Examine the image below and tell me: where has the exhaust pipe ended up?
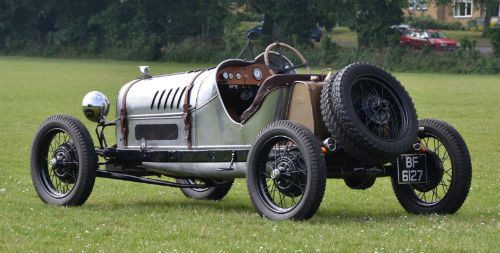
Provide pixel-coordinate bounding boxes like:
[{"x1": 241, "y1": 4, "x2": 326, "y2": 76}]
[
  {"x1": 322, "y1": 137, "x2": 337, "y2": 152},
  {"x1": 142, "y1": 162, "x2": 247, "y2": 179}
]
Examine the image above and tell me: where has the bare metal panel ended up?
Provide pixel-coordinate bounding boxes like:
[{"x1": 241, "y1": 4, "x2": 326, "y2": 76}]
[
  {"x1": 194, "y1": 94, "x2": 244, "y2": 147},
  {"x1": 288, "y1": 82, "x2": 315, "y2": 132},
  {"x1": 242, "y1": 88, "x2": 290, "y2": 144},
  {"x1": 115, "y1": 70, "x2": 216, "y2": 148}
]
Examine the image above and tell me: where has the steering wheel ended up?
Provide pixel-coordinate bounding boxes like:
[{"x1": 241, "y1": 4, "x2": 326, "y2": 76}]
[{"x1": 264, "y1": 42, "x2": 311, "y2": 75}]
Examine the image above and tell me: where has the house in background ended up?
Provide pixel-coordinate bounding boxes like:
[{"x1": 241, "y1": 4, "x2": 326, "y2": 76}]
[{"x1": 405, "y1": 0, "x2": 500, "y2": 25}]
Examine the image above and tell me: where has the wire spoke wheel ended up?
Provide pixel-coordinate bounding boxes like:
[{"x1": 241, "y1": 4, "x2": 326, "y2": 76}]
[
  {"x1": 183, "y1": 179, "x2": 210, "y2": 192},
  {"x1": 247, "y1": 121, "x2": 325, "y2": 220},
  {"x1": 31, "y1": 115, "x2": 97, "y2": 206},
  {"x1": 320, "y1": 62, "x2": 418, "y2": 165},
  {"x1": 410, "y1": 136, "x2": 451, "y2": 205},
  {"x1": 351, "y1": 77, "x2": 406, "y2": 141},
  {"x1": 391, "y1": 119, "x2": 471, "y2": 214},
  {"x1": 259, "y1": 137, "x2": 307, "y2": 211},
  {"x1": 40, "y1": 129, "x2": 80, "y2": 197},
  {"x1": 176, "y1": 178, "x2": 234, "y2": 200}
]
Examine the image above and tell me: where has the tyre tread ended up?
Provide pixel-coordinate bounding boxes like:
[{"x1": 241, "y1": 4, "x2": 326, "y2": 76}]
[
  {"x1": 31, "y1": 114, "x2": 97, "y2": 206},
  {"x1": 320, "y1": 62, "x2": 418, "y2": 164},
  {"x1": 177, "y1": 179, "x2": 234, "y2": 200},
  {"x1": 391, "y1": 118, "x2": 471, "y2": 214},
  {"x1": 246, "y1": 120, "x2": 326, "y2": 220}
]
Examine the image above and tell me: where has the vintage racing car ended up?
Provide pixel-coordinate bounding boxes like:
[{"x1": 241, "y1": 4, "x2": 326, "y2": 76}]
[{"x1": 30, "y1": 38, "x2": 471, "y2": 220}]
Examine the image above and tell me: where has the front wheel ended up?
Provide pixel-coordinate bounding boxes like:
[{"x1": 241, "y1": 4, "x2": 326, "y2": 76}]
[
  {"x1": 246, "y1": 121, "x2": 326, "y2": 220},
  {"x1": 30, "y1": 115, "x2": 97, "y2": 206},
  {"x1": 391, "y1": 119, "x2": 471, "y2": 214}
]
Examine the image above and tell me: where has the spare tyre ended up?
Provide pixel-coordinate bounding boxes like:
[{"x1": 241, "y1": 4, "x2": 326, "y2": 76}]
[{"x1": 320, "y1": 62, "x2": 418, "y2": 165}]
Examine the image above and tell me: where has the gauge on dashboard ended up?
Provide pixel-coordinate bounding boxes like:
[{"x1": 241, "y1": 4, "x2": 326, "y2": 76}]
[
  {"x1": 228, "y1": 73, "x2": 234, "y2": 79},
  {"x1": 236, "y1": 72, "x2": 241, "y2": 80},
  {"x1": 252, "y1": 67, "x2": 263, "y2": 81},
  {"x1": 222, "y1": 72, "x2": 229, "y2": 80}
]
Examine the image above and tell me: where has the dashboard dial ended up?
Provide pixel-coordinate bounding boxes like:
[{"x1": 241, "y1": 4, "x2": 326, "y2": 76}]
[
  {"x1": 228, "y1": 73, "x2": 234, "y2": 79},
  {"x1": 252, "y1": 67, "x2": 263, "y2": 81},
  {"x1": 222, "y1": 72, "x2": 229, "y2": 79},
  {"x1": 235, "y1": 72, "x2": 241, "y2": 80}
]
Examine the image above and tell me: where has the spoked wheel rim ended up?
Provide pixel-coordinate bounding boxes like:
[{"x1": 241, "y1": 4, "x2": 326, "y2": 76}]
[
  {"x1": 184, "y1": 179, "x2": 210, "y2": 192},
  {"x1": 256, "y1": 135, "x2": 307, "y2": 213},
  {"x1": 38, "y1": 128, "x2": 79, "y2": 198},
  {"x1": 411, "y1": 134, "x2": 452, "y2": 205},
  {"x1": 351, "y1": 76, "x2": 409, "y2": 141}
]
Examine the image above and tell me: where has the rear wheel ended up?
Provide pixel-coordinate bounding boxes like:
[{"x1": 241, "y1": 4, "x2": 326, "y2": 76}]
[
  {"x1": 30, "y1": 115, "x2": 97, "y2": 206},
  {"x1": 176, "y1": 179, "x2": 233, "y2": 200},
  {"x1": 391, "y1": 119, "x2": 471, "y2": 214},
  {"x1": 246, "y1": 121, "x2": 326, "y2": 220},
  {"x1": 344, "y1": 175, "x2": 376, "y2": 190}
]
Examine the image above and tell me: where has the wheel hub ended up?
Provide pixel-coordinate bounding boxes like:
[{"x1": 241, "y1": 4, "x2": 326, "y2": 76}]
[
  {"x1": 271, "y1": 168, "x2": 281, "y2": 179},
  {"x1": 272, "y1": 157, "x2": 304, "y2": 197},
  {"x1": 412, "y1": 150, "x2": 444, "y2": 192},
  {"x1": 49, "y1": 157, "x2": 58, "y2": 169},
  {"x1": 51, "y1": 143, "x2": 78, "y2": 184},
  {"x1": 362, "y1": 95, "x2": 391, "y2": 125}
]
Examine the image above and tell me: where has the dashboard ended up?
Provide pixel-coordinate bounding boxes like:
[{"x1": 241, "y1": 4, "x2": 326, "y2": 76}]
[
  {"x1": 217, "y1": 63, "x2": 271, "y2": 86},
  {"x1": 214, "y1": 54, "x2": 293, "y2": 122}
]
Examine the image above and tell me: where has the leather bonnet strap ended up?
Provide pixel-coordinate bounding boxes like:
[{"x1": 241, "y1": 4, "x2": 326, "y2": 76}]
[
  {"x1": 120, "y1": 78, "x2": 146, "y2": 147},
  {"x1": 183, "y1": 70, "x2": 206, "y2": 149}
]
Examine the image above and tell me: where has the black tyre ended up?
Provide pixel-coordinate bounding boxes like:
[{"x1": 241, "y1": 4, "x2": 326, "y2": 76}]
[
  {"x1": 246, "y1": 121, "x2": 326, "y2": 220},
  {"x1": 176, "y1": 179, "x2": 234, "y2": 200},
  {"x1": 320, "y1": 62, "x2": 418, "y2": 164},
  {"x1": 344, "y1": 175, "x2": 376, "y2": 190},
  {"x1": 30, "y1": 115, "x2": 97, "y2": 206},
  {"x1": 391, "y1": 119, "x2": 472, "y2": 214}
]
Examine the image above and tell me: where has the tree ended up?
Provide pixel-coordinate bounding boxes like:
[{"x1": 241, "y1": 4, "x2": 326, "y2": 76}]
[
  {"x1": 480, "y1": 0, "x2": 500, "y2": 37},
  {"x1": 247, "y1": 0, "x2": 318, "y2": 44},
  {"x1": 348, "y1": 0, "x2": 406, "y2": 48},
  {"x1": 195, "y1": 0, "x2": 229, "y2": 38},
  {"x1": 247, "y1": 0, "x2": 407, "y2": 48},
  {"x1": 313, "y1": 0, "x2": 355, "y2": 30}
]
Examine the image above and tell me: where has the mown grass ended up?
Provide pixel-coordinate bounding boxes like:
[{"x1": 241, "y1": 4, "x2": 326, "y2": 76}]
[
  {"x1": 326, "y1": 27, "x2": 358, "y2": 43},
  {"x1": 0, "y1": 56, "x2": 498, "y2": 252},
  {"x1": 444, "y1": 30, "x2": 490, "y2": 45}
]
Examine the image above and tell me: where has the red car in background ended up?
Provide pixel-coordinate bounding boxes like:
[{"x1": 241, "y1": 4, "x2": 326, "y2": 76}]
[{"x1": 400, "y1": 29, "x2": 460, "y2": 51}]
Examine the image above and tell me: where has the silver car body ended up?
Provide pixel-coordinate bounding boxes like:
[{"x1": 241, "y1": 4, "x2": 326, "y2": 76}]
[{"x1": 114, "y1": 53, "x2": 304, "y2": 178}]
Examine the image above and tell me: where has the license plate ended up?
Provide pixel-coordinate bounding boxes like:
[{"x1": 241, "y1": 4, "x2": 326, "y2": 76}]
[{"x1": 397, "y1": 154, "x2": 427, "y2": 184}]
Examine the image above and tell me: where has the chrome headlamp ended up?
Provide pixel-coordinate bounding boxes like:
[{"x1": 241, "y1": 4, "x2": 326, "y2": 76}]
[{"x1": 82, "y1": 91, "x2": 110, "y2": 122}]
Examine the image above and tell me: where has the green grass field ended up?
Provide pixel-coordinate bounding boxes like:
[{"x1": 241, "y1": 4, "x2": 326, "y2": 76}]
[{"x1": 0, "y1": 56, "x2": 498, "y2": 252}]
